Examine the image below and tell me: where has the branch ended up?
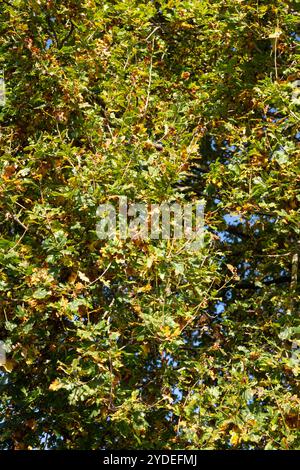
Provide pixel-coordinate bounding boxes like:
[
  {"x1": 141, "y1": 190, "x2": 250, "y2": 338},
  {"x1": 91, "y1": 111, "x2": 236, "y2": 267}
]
[
  {"x1": 45, "y1": 17, "x2": 75, "y2": 50},
  {"x1": 290, "y1": 253, "x2": 298, "y2": 292},
  {"x1": 59, "y1": 20, "x2": 75, "y2": 49},
  {"x1": 287, "y1": 252, "x2": 299, "y2": 316},
  {"x1": 223, "y1": 226, "x2": 252, "y2": 240},
  {"x1": 235, "y1": 275, "x2": 291, "y2": 290}
]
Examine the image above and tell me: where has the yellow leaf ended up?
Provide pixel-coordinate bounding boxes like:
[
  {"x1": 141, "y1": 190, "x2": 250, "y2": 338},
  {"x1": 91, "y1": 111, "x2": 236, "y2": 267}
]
[
  {"x1": 68, "y1": 271, "x2": 77, "y2": 283},
  {"x1": 269, "y1": 28, "x2": 282, "y2": 39},
  {"x1": 2, "y1": 358, "x2": 15, "y2": 373},
  {"x1": 133, "y1": 304, "x2": 142, "y2": 314},
  {"x1": 78, "y1": 271, "x2": 90, "y2": 283},
  {"x1": 226, "y1": 264, "x2": 236, "y2": 274},
  {"x1": 49, "y1": 379, "x2": 62, "y2": 391},
  {"x1": 141, "y1": 343, "x2": 150, "y2": 355},
  {"x1": 172, "y1": 327, "x2": 181, "y2": 338},
  {"x1": 161, "y1": 326, "x2": 171, "y2": 337},
  {"x1": 230, "y1": 431, "x2": 240, "y2": 446},
  {"x1": 137, "y1": 284, "x2": 152, "y2": 293}
]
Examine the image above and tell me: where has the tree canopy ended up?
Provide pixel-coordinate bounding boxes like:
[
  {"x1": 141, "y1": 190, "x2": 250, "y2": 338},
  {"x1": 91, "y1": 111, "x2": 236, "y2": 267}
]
[{"x1": 0, "y1": 0, "x2": 299, "y2": 450}]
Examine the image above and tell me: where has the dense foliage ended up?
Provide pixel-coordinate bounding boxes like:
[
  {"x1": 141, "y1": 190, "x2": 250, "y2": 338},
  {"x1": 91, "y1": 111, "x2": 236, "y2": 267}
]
[{"x1": 0, "y1": 0, "x2": 299, "y2": 449}]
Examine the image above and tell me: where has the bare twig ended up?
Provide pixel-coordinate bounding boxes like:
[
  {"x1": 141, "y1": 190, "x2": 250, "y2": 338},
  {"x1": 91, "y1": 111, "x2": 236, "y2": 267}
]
[
  {"x1": 287, "y1": 251, "x2": 299, "y2": 316},
  {"x1": 59, "y1": 20, "x2": 75, "y2": 49},
  {"x1": 274, "y1": 35, "x2": 278, "y2": 81},
  {"x1": 86, "y1": 262, "x2": 112, "y2": 287},
  {"x1": 142, "y1": 38, "x2": 154, "y2": 116},
  {"x1": 145, "y1": 26, "x2": 160, "y2": 42}
]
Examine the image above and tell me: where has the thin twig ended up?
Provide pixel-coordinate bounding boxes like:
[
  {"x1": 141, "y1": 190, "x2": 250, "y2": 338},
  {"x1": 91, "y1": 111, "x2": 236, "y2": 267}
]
[
  {"x1": 11, "y1": 214, "x2": 28, "y2": 231},
  {"x1": 86, "y1": 262, "x2": 112, "y2": 287},
  {"x1": 143, "y1": 38, "x2": 154, "y2": 116},
  {"x1": 9, "y1": 228, "x2": 28, "y2": 252},
  {"x1": 274, "y1": 35, "x2": 278, "y2": 81},
  {"x1": 145, "y1": 26, "x2": 160, "y2": 42}
]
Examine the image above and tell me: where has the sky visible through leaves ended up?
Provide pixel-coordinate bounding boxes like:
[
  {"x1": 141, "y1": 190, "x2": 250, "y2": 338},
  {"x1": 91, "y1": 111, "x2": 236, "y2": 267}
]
[{"x1": 0, "y1": 0, "x2": 299, "y2": 450}]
